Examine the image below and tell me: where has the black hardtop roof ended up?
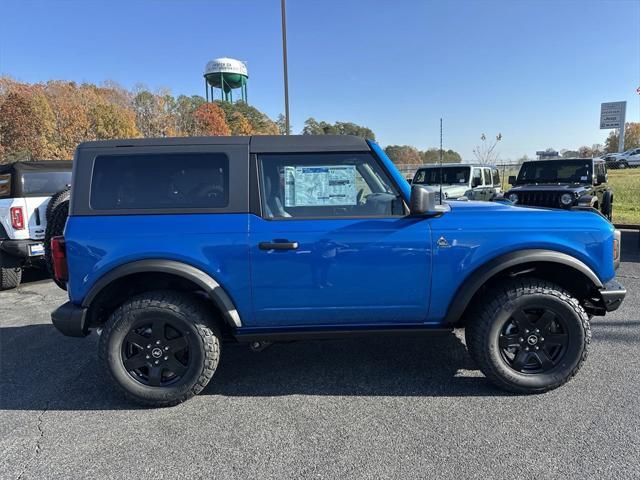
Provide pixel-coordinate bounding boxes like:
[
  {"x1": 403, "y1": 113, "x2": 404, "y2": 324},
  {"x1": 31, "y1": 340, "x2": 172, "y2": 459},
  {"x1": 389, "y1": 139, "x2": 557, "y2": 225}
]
[
  {"x1": 417, "y1": 163, "x2": 497, "y2": 168},
  {"x1": 0, "y1": 160, "x2": 73, "y2": 174},
  {"x1": 77, "y1": 135, "x2": 370, "y2": 153},
  {"x1": 522, "y1": 158, "x2": 595, "y2": 163}
]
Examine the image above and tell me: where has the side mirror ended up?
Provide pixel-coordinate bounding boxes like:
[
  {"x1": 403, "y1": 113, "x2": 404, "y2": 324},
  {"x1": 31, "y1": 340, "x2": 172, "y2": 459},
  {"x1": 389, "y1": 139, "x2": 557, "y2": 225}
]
[
  {"x1": 471, "y1": 176, "x2": 482, "y2": 188},
  {"x1": 508, "y1": 175, "x2": 516, "y2": 185},
  {"x1": 596, "y1": 173, "x2": 607, "y2": 185},
  {"x1": 410, "y1": 185, "x2": 450, "y2": 216},
  {"x1": 406, "y1": 176, "x2": 413, "y2": 184}
]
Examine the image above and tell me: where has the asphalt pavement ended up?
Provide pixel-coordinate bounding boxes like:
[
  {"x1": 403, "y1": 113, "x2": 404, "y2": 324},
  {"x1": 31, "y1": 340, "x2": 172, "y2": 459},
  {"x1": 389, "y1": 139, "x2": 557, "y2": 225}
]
[{"x1": 1, "y1": 231, "x2": 639, "y2": 479}]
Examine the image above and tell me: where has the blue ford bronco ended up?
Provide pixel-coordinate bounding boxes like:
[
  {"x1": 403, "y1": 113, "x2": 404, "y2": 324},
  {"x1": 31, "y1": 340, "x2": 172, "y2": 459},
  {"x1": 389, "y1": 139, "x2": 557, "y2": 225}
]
[{"x1": 50, "y1": 135, "x2": 626, "y2": 407}]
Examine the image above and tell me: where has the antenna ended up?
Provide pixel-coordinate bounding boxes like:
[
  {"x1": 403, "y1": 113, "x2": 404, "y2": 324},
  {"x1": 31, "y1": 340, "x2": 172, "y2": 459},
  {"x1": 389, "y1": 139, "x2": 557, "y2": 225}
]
[{"x1": 439, "y1": 118, "x2": 443, "y2": 205}]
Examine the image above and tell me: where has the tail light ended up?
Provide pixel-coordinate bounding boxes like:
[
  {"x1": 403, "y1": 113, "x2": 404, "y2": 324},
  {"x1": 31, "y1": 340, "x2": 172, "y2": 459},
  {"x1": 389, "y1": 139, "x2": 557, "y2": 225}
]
[
  {"x1": 10, "y1": 207, "x2": 25, "y2": 230},
  {"x1": 51, "y1": 236, "x2": 68, "y2": 283}
]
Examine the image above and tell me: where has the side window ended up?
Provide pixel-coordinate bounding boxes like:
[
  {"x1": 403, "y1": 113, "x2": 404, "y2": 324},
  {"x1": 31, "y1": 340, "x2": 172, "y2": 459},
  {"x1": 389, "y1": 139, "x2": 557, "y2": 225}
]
[
  {"x1": 90, "y1": 153, "x2": 229, "y2": 210},
  {"x1": 258, "y1": 152, "x2": 405, "y2": 219},
  {"x1": 472, "y1": 168, "x2": 483, "y2": 186},
  {"x1": 491, "y1": 168, "x2": 500, "y2": 186},
  {"x1": 0, "y1": 174, "x2": 10, "y2": 198},
  {"x1": 483, "y1": 168, "x2": 492, "y2": 186}
]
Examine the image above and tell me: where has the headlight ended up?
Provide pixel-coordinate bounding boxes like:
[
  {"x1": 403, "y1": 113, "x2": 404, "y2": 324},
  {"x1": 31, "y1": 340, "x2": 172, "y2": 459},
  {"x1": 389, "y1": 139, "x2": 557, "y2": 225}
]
[
  {"x1": 508, "y1": 193, "x2": 518, "y2": 203},
  {"x1": 560, "y1": 193, "x2": 573, "y2": 206}
]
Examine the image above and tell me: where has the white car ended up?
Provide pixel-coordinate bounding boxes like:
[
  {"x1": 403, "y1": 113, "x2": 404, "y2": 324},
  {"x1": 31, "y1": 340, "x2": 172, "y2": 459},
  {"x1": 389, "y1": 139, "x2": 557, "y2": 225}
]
[
  {"x1": 620, "y1": 148, "x2": 640, "y2": 168},
  {"x1": 0, "y1": 161, "x2": 72, "y2": 289},
  {"x1": 411, "y1": 164, "x2": 502, "y2": 201}
]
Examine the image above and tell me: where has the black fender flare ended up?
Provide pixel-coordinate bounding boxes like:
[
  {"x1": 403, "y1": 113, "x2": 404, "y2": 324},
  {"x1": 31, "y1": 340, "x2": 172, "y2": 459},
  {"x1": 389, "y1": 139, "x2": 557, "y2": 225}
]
[
  {"x1": 82, "y1": 259, "x2": 242, "y2": 328},
  {"x1": 443, "y1": 249, "x2": 603, "y2": 325},
  {"x1": 577, "y1": 194, "x2": 597, "y2": 208}
]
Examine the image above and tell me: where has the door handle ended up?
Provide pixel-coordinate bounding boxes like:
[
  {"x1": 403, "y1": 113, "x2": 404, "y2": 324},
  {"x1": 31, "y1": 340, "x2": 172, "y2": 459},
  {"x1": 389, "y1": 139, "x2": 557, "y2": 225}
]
[{"x1": 259, "y1": 241, "x2": 299, "y2": 250}]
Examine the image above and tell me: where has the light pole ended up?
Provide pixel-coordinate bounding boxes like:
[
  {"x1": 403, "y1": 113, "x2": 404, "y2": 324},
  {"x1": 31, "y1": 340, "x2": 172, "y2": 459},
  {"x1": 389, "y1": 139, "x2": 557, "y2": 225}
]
[{"x1": 281, "y1": 0, "x2": 290, "y2": 134}]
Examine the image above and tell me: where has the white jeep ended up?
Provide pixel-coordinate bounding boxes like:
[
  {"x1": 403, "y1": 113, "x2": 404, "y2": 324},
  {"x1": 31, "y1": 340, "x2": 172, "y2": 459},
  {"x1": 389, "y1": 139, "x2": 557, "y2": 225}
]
[
  {"x1": 412, "y1": 163, "x2": 502, "y2": 201},
  {"x1": 0, "y1": 161, "x2": 72, "y2": 289}
]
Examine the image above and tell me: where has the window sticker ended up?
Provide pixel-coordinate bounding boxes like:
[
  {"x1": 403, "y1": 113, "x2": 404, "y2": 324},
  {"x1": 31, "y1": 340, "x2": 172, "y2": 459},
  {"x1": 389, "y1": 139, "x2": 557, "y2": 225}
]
[
  {"x1": 284, "y1": 165, "x2": 357, "y2": 207},
  {"x1": 580, "y1": 176, "x2": 588, "y2": 181}
]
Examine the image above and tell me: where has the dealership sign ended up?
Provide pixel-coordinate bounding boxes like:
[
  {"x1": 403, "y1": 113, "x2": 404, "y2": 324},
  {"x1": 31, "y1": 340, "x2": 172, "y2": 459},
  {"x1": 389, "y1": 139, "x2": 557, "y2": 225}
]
[{"x1": 600, "y1": 101, "x2": 626, "y2": 129}]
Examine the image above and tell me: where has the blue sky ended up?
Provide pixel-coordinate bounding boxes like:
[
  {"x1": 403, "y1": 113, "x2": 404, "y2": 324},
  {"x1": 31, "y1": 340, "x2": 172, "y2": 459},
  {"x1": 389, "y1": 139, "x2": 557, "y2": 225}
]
[{"x1": 1, "y1": 0, "x2": 639, "y2": 160}]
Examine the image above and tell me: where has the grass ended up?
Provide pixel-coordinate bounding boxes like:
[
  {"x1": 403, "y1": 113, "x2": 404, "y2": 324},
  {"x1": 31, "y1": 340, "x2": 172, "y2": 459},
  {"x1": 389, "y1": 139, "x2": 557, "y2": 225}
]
[{"x1": 609, "y1": 168, "x2": 640, "y2": 225}]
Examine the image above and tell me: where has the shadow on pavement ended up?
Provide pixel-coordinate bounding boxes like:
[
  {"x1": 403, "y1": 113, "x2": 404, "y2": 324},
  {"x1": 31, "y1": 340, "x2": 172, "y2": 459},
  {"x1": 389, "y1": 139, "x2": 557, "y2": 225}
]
[
  {"x1": 19, "y1": 265, "x2": 52, "y2": 285},
  {"x1": 620, "y1": 229, "x2": 639, "y2": 263},
  {"x1": 0, "y1": 324, "x2": 501, "y2": 411}
]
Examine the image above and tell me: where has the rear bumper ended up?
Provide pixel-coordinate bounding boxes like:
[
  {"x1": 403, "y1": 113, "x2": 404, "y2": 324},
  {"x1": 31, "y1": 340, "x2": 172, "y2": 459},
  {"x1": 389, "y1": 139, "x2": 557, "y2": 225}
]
[
  {"x1": 600, "y1": 280, "x2": 626, "y2": 312},
  {"x1": 0, "y1": 239, "x2": 45, "y2": 260},
  {"x1": 51, "y1": 301, "x2": 90, "y2": 337}
]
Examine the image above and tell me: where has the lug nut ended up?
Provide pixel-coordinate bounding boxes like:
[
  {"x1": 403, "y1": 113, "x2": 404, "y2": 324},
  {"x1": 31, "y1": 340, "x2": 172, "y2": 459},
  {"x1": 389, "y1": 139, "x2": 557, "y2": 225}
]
[
  {"x1": 540, "y1": 337, "x2": 545, "y2": 342},
  {"x1": 525, "y1": 347, "x2": 530, "y2": 351},
  {"x1": 156, "y1": 340, "x2": 161, "y2": 345},
  {"x1": 535, "y1": 329, "x2": 540, "y2": 333},
  {"x1": 154, "y1": 360, "x2": 159, "y2": 365},
  {"x1": 524, "y1": 329, "x2": 529, "y2": 333},
  {"x1": 165, "y1": 346, "x2": 169, "y2": 351},
  {"x1": 146, "y1": 355, "x2": 150, "y2": 359},
  {"x1": 147, "y1": 344, "x2": 151, "y2": 349},
  {"x1": 164, "y1": 356, "x2": 168, "y2": 360},
  {"x1": 519, "y1": 337, "x2": 524, "y2": 343},
  {"x1": 535, "y1": 346, "x2": 539, "y2": 350}
]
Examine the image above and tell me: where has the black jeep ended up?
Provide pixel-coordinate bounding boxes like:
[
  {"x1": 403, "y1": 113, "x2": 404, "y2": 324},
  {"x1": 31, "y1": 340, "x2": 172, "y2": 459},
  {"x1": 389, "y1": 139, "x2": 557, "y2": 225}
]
[{"x1": 505, "y1": 158, "x2": 613, "y2": 220}]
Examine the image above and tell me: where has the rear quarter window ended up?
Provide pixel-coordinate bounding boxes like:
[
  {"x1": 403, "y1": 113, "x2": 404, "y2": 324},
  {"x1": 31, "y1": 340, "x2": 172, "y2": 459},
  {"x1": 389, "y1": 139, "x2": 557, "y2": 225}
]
[{"x1": 90, "y1": 153, "x2": 229, "y2": 210}]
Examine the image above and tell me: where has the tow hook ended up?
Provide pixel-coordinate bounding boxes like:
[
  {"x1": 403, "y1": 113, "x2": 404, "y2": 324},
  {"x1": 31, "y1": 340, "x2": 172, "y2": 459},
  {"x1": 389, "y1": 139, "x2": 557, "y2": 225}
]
[{"x1": 249, "y1": 341, "x2": 272, "y2": 352}]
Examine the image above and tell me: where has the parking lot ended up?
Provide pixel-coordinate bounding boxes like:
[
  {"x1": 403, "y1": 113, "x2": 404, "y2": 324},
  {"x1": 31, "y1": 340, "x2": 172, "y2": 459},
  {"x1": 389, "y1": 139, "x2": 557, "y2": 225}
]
[{"x1": 1, "y1": 231, "x2": 638, "y2": 479}]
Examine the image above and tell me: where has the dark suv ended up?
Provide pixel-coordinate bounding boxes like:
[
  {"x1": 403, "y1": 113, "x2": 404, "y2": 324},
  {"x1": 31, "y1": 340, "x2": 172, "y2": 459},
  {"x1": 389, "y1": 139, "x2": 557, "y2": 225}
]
[{"x1": 505, "y1": 158, "x2": 613, "y2": 220}]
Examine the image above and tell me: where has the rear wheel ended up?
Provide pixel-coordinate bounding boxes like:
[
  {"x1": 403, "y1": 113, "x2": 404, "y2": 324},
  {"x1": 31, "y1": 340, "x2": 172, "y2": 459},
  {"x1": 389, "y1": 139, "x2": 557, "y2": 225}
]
[
  {"x1": 99, "y1": 290, "x2": 221, "y2": 407},
  {"x1": 466, "y1": 278, "x2": 590, "y2": 394}
]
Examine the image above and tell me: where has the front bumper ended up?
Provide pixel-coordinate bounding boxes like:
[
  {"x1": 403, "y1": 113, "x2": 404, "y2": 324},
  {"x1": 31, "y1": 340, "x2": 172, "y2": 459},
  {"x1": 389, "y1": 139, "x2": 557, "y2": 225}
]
[
  {"x1": 51, "y1": 301, "x2": 90, "y2": 337},
  {"x1": 0, "y1": 239, "x2": 45, "y2": 260},
  {"x1": 600, "y1": 280, "x2": 626, "y2": 312}
]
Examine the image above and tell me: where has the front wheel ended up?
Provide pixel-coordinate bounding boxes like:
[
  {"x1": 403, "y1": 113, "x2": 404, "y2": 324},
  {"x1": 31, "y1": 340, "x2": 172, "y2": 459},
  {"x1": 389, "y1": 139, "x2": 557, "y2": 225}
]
[
  {"x1": 99, "y1": 290, "x2": 221, "y2": 407},
  {"x1": 466, "y1": 278, "x2": 590, "y2": 394}
]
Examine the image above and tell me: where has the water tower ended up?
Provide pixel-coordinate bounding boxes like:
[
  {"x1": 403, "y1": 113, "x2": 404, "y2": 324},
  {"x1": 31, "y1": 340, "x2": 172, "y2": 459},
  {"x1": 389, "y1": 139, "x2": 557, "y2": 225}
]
[{"x1": 204, "y1": 58, "x2": 248, "y2": 103}]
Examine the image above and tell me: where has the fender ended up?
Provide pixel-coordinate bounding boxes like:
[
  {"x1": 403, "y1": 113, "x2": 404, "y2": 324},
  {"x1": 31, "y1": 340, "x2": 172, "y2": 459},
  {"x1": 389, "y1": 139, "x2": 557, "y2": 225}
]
[
  {"x1": 443, "y1": 249, "x2": 603, "y2": 325},
  {"x1": 82, "y1": 259, "x2": 242, "y2": 328}
]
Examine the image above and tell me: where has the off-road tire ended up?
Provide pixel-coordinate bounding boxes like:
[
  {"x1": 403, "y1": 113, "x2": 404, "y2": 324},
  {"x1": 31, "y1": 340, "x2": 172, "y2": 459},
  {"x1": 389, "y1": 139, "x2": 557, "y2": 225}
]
[
  {"x1": 465, "y1": 278, "x2": 590, "y2": 394},
  {"x1": 98, "y1": 290, "x2": 221, "y2": 407},
  {"x1": 0, "y1": 263, "x2": 22, "y2": 290},
  {"x1": 44, "y1": 199, "x2": 69, "y2": 289},
  {"x1": 46, "y1": 187, "x2": 71, "y2": 222}
]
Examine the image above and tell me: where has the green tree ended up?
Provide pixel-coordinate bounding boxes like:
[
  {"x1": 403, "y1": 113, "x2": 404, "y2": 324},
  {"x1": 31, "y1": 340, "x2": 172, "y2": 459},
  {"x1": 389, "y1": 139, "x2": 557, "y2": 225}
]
[
  {"x1": 174, "y1": 95, "x2": 206, "y2": 136},
  {"x1": 276, "y1": 114, "x2": 290, "y2": 135},
  {"x1": 301, "y1": 118, "x2": 375, "y2": 139},
  {"x1": 421, "y1": 148, "x2": 462, "y2": 164},
  {"x1": 605, "y1": 122, "x2": 640, "y2": 152}
]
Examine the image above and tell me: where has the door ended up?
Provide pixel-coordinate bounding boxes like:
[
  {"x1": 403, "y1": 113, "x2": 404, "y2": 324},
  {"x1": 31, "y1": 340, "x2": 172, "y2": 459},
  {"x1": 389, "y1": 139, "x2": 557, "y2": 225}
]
[{"x1": 248, "y1": 151, "x2": 432, "y2": 328}]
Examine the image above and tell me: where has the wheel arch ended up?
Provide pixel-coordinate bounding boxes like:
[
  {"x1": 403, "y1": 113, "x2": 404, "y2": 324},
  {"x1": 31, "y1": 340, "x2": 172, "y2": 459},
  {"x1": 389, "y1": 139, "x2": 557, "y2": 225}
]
[
  {"x1": 83, "y1": 259, "x2": 242, "y2": 330},
  {"x1": 444, "y1": 249, "x2": 603, "y2": 326}
]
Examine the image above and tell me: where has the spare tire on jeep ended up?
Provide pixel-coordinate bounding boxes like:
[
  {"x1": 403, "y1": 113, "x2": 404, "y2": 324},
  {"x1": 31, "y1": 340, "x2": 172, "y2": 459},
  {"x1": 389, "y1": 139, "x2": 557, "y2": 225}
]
[
  {"x1": 44, "y1": 190, "x2": 70, "y2": 290},
  {"x1": 46, "y1": 186, "x2": 71, "y2": 222}
]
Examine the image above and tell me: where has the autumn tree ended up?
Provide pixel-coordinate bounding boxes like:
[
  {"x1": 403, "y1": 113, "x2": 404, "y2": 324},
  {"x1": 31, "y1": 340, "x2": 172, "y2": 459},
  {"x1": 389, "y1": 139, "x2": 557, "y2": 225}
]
[
  {"x1": 89, "y1": 103, "x2": 140, "y2": 139},
  {"x1": 384, "y1": 145, "x2": 422, "y2": 165},
  {"x1": 605, "y1": 122, "x2": 640, "y2": 152},
  {"x1": 193, "y1": 103, "x2": 230, "y2": 136},
  {"x1": 174, "y1": 95, "x2": 206, "y2": 136},
  {"x1": 215, "y1": 101, "x2": 278, "y2": 135},
  {"x1": 0, "y1": 88, "x2": 56, "y2": 160},
  {"x1": 228, "y1": 112, "x2": 253, "y2": 135}
]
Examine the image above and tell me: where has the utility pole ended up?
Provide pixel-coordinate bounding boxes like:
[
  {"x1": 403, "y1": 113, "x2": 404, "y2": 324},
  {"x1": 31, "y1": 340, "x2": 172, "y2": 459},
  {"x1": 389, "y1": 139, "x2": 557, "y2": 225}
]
[{"x1": 281, "y1": 0, "x2": 290, "y2": 134}]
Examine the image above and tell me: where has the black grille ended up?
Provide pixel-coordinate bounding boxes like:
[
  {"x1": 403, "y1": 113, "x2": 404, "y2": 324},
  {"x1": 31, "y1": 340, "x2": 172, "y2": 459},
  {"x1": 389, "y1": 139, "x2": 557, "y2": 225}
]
[{"x1": 517, "y1": 191, "x2": 563, "y2": 208}]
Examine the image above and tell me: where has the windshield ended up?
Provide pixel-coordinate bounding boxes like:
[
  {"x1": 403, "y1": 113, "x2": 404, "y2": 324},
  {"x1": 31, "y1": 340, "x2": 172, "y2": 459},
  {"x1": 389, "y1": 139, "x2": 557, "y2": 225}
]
[
  {"x1": 21, "y1": 171, "x2": 72, "y2": 196},
  {"x1": 413, "y1": 167, "x2": 470, "y2": 185},
  {"x1": 516, "y1": 160, "x2": 592, "y2": 184}
]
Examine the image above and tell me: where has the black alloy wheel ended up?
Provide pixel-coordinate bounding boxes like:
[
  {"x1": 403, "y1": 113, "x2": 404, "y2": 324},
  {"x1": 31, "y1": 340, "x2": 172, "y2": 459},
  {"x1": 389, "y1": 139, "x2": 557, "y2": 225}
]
[
  {"x1": 121, "y1": 319, "x2": 192, "y2": 387},
  {"x1": 498, "y1": 307, "x2": 569, "y2": 374}
]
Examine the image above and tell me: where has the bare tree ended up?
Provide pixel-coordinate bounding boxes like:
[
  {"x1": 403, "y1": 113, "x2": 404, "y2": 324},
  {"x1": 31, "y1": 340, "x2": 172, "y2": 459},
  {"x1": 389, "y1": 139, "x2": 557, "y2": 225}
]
[{"x1": 473, "y1": 133, "x2": 502, "y2": 164}]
